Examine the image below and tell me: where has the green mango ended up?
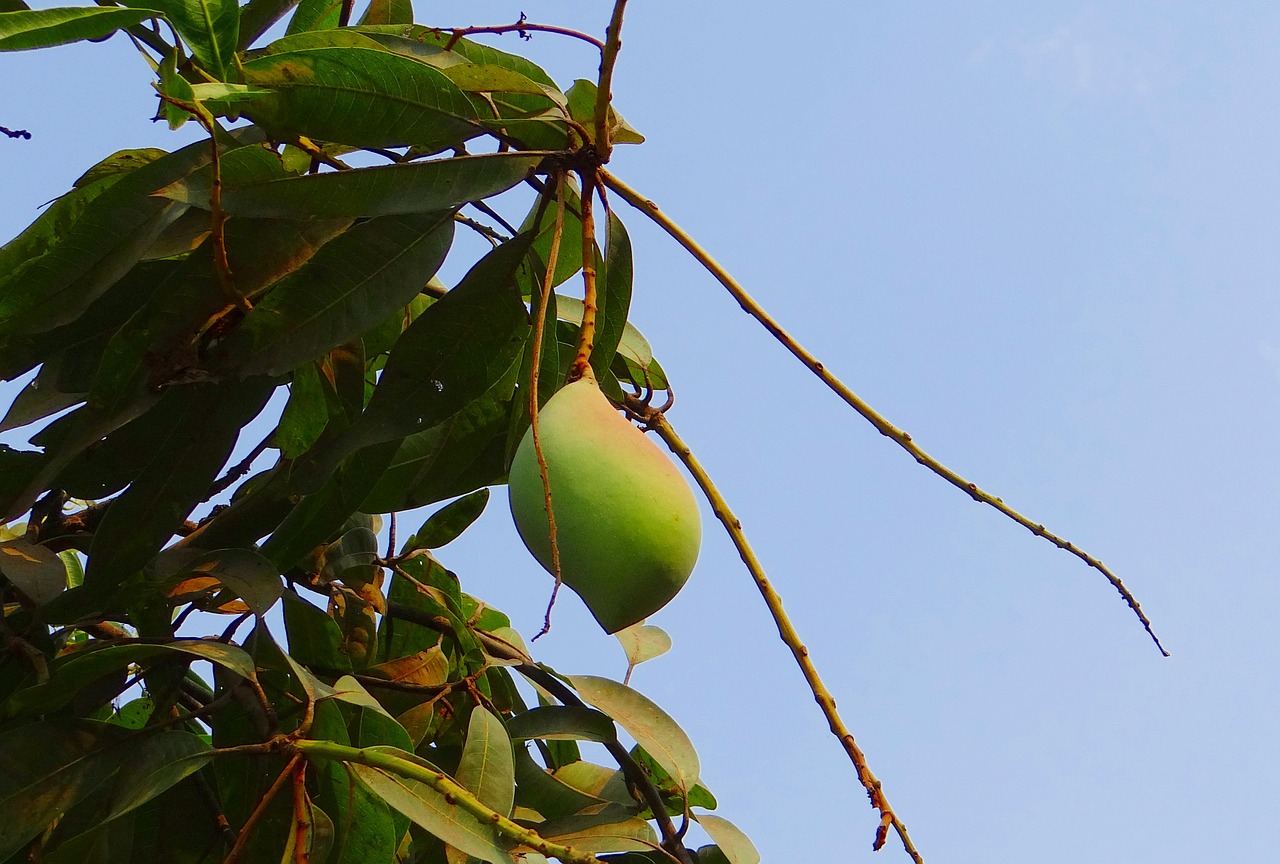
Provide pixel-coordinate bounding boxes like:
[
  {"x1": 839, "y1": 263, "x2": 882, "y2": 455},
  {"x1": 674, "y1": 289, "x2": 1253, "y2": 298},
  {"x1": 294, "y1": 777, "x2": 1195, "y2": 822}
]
[{"x1": 507, "y1": 369, "x2": 701, "y2": 632}]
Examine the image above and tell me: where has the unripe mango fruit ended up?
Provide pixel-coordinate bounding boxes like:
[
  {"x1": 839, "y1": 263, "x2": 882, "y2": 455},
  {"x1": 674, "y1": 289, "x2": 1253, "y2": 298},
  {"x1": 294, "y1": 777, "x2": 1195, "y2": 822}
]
[{"x1": 507, "y1": 370, "x2": 701, "y2": 633}]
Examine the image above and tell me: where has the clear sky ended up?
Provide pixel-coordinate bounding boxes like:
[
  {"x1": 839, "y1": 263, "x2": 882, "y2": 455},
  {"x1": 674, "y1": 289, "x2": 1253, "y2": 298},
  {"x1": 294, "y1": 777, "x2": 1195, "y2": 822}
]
[{"x1": 4, "y1": 2, "x2": 1279, "y2": 861}]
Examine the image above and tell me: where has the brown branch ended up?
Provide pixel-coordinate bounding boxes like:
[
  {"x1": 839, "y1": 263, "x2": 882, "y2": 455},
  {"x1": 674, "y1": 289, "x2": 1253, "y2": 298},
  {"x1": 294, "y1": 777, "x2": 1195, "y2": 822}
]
[
  {"x1": 530, "y1": 175, "x2": 568, "y2": 641},
  {"x1": 206, "y1": 432, "x2": 274, "y2": 501},
  {"x1": 593, "y1": 0, "x2": 630, "y2": 163},
  {"x1": 1, "y1": 125, "x2": 32, "y2": 140},
  {"x1": 641, "y1": 409, "x2": 923, "y2": 862},
  {"x1": 221, "y1": 753, "x2": 301, "y2": 864},
  {"x1": 442, "y1": 15, "x2": 606, "y2": 52},
  {"x1": 600, "y1": 167, "x2": 1168, "y2": 657},
  {"x1": 568, "y1": 171, "x2": 598, "y2": 381}
]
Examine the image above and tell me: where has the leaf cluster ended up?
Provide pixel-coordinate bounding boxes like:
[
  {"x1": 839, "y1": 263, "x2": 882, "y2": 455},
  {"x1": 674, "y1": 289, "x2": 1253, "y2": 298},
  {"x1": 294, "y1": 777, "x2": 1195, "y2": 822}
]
[{"x1": 0, "y1": 4, "x2": 746, "y2": 863}]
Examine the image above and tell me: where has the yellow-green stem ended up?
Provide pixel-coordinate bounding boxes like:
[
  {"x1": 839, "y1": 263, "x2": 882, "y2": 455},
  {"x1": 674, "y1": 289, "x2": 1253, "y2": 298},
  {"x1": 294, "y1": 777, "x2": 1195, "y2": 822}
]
[
  {"x1": 601, "y1": 167, "x2": 1167, "y2": 657},
  {"x1": 648, "y1": 413, "x2": 924, "y2": 864},
  {"x1": 292, "y1": 739, "x2": 601, "y2": 864}
]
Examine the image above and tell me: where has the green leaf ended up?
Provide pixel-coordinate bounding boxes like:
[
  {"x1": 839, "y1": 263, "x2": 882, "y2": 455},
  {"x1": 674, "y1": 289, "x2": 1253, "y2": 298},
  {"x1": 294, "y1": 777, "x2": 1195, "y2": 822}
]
[
  {"x1": 357, "y1": 0, "x2": 410, "y2": 26},
  {"x1": 72, "y1": 148, "x2": 168, "y2": 188},
  {"x1": 238, "y1": 46, "x2": 480, "y2": 150},
  {"x1": 351, "y1": 234, "x2": 532, "y2": 450},
  {"x1": 565, "y1": 79, "x2": 645, "y2": 145},
  {"x1": 694, "y1": 815, "x2": 760, "y2": 864},
  {"x1": 0, "y1": 538, "x2": 68, "y2": 604},
  {"x1": 0, "y1": 721, "x2": 134, "y2": 859},
  {"x1": 0, "y1": 139, "x2": 214, "y2": 339},
  {"x1": 0, "y1": 7, "x2": 160, "y2": 51},
  {"x1": 554, "y1": 295, "x2": 652, "y2": 369},
  {"x1": 0, "y1": 356, "x2": 86, "y2": 435},
  {"x1": 212, "y1": 211, "x2": 454, "y2": 377},
  {"x1": 276, "y1": 362, "x2": 329, "y2": 458},
  {"x1": 536, "y1": 805, "x2": 658, "y2": 854},
  {"x1": 565, "y1": 675, "x2": 700, "y2": 793},
  {"x1": 157, "y1": 47, "x2": 194, "y2": 130},
  {"x1": 594, "y1": 210, "x2": 635, "y2": 375},
  {"x1": 237, "y1": 0, "x2": 299, "y2": 49},
  {"x1": 91, "y1": 731, "x2": 214, "y2": 824},
  {"x1": 403, "y1": 488, "x2": 490, "y2": 551},
  {"x1": 84, "y1": 379, "x2": 276, "y2": 592},
  {"x1": 456, "y1": 707, "x2": 516, "y2": 818},
  {"x1": 162, "y1": 152, "x2": 543, "y2": 219},
  {"x1": 124, "y1": 0, "x2": 239, "y2": 78},
  {"x1": 286, "y1": 0, "x2": 340, "y2": 35},
  {"x1": 3, "y1": 641, "x2": 256, "y2": 719},
  {"x1": 350, "y1": 750, "x2": 510, "y2": 864},
  {"x1": 171, "y1": 547, "x2": 283, "y2": 616},
  {"x1": 283, "y1": 589, "x2": 352, "y2": 673},
  {"x1": 614, "y1": 623, "x2": 672, "y2": 673},
  {"x1": 511, "y1": 744, "x2": 604, "y2": 820},
  {"x1": 506, "y1": 706, "x2": 617, "y2": 744}
]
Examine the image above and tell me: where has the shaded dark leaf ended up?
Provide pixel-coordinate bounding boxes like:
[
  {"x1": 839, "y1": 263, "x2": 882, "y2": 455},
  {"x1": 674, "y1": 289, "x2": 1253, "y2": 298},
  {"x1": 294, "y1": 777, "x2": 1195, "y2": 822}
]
[
  {"x1": 124, "y1": 0, "x2": 238, "y2": 77},
  {"x1": 402, "y1": 488, "x2": 489, "y2": 551},
  {"x1": 0, "y1": 6, "x2": 159, "y2": 50}
]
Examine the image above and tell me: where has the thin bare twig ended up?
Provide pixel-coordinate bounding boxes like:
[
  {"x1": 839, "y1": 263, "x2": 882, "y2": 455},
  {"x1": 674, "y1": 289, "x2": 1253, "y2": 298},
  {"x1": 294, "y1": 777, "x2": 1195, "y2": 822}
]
[
  {"x1": 643, "y1": 410, "x2": 924, "y2": 862},
  {"x1": 530, "y1": 176, "x2": 568, "y2": 641},
  {"x1": 206, "y1": 432, "x2": 274, "y2": 501},
  {"x1": 600, "y1": 167, "x2": 1167, "y2": 657},
  {"x1": 442, "y1": 15, "x2": 606, "y2": 52}
]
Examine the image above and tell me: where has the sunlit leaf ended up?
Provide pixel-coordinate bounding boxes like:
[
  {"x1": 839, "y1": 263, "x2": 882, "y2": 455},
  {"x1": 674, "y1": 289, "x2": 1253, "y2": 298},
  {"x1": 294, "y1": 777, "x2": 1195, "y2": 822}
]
[
  {"x1": 0, "y1": 537, "x2": 68, "y2": 604},
  {"x1": 456, "y1": 707, "x2": 515, "y2": 817},
  {"x1": 566, "y1": 675, "x2": 700, "y2": 793},
  {"x1": 695, "y1": 815, "x2": 761, "y2": 864},
  {"x1": 124, "y1": 0, "x2": 239, "y2": 78}
]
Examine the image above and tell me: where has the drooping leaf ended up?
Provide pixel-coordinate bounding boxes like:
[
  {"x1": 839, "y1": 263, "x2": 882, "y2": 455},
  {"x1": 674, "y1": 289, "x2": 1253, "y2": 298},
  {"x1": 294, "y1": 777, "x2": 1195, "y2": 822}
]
[
  {"x1": 286, "y1": 0, "x2": 339, "y2": 35},
  {"x1": 212, "y1": 211, "x2": 455, "y2": 377},
  {"x1": 84, "y1": 378, "x2": 276, "y2": 592},
  {"x1": 169, "y1": 547, "x2": 283, "y2": 616},
  {"x1": 161, "y1": 152, "x2": 543, "y2": 219},
  {"x1": 456, "y1": 707, "x2": 515, "y2": 817},
  {"x1": 511, "y1": 744, "x2": 604, "y2": 820},
  {"x1": 505, "y1": 706, "x2": 616, "y2": 744},
  {"x1": 0, "y1": 139, "x2": 215, "y2": 338},
  {"x1": 238, "y1": 46, "x2": 480, "y2": 150},
  {"x1": 594, "y1": 210, "x2": 635, "y2": 375},
  {"x1": 275, "y1": 362, "x2": 330, "y2": 458},
  {"x1": 357, "y1": 0, "x2": 410, "y2": 27},
  {"x1": 0, "y1": 538, "x2": 68, "y2": 604},
  {"x1": 0, "y1": 720, "x2": 136, "y2": 860},
  {"x1": 402, "y1": 488, "x2": 490, "y2": 551},
  {"x1": 0, "y1": 6, "x2": 160, "y2": 51},
  {"x1": 283, "y1": 589, "x2": 353, "y2": 673},
  {"x1": 565, "y1": 675, "x2": 700, "y2": 793},
  {"x1": 565, "y1": 78, "x2": 645, "y2": 145},
  {"x1": 124, "y1": 0, "x2": 238, "y2": 78},
  {"x1": 351, "y1": 749, "x2": 511, "y2": 864},
  {"x1": 534, "y1": 805, "x2": 658, "y2": 855},
  {"x1": 694, "y1": 815, "x2": 760, "y2": 864},
  {"x1": 349, "y1": 234, "x2": 532, "y2": 451}
]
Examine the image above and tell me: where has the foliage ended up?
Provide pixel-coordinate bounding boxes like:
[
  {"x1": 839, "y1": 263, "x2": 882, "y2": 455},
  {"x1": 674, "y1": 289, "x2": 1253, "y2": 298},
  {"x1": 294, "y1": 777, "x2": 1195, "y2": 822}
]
[{"x1": 0, "y1": 3, "x2": 1163, "y2": 863}]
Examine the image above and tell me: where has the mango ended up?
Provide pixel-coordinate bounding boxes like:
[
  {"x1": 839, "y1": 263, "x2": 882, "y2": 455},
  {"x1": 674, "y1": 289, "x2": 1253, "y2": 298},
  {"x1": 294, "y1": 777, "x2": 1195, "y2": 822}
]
[{"x1": 507, "y1": 370, "x2": 701, "y2": 633}]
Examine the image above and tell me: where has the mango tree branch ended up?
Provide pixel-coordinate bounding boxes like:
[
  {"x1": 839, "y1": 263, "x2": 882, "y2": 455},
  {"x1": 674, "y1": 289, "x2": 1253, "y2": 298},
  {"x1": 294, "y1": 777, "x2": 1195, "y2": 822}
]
[
  {"x1": 593, "y1": 0, "x2": 630, "y2": 163},
  {"x1": 569, "y1": 171, "x2": 599, "y2": 380},
  {"x1": 291, "y1": 739, "x2": 604, "y2": 864},
  {"x1": 600, "y1": 167, "x2": 1167, "y2": 657},
  {"x1": 642, "y1": 410, "x2": 923, "y2": 863}
]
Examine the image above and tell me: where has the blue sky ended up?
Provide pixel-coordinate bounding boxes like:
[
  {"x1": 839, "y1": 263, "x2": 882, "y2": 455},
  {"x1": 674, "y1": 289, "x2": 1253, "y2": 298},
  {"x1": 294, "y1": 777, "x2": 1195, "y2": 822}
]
[{"x1": 4, "y1": 2, "x2": 1280, "y2": 861}]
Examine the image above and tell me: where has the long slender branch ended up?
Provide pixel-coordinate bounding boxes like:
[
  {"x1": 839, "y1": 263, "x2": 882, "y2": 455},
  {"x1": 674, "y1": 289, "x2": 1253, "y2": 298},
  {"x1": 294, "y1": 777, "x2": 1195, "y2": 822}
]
[
  {"x1": 530, "y1": 176, "x2": 568, "y2": 640},
  {"x1": 292, "y1": 739, "x2": 602, "y2": 864},
  {"x1": 600, "y1": 168, "x2": 1167, "y2": 657},
  {"x1": 643, "y1": 411, "x2": 923, "y2": 862},
  {"x1": 593, "y1": 0, "x2": 630, "y2": 163}
]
